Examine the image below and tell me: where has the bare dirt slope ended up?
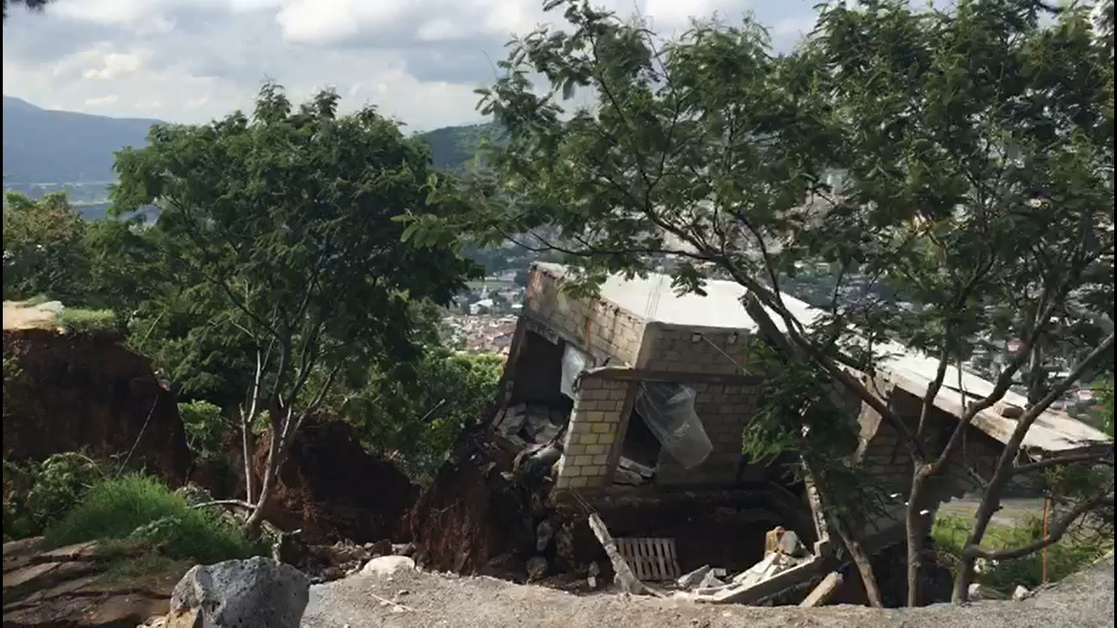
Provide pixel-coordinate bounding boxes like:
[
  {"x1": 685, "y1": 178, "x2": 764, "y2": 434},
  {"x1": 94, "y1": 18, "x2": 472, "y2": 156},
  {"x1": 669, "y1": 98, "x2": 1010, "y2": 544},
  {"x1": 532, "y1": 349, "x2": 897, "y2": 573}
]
[
  {"x1": 302, "y1": 553, "x2": 1115, "y2": 628},
  {"x1": 2, "y1": 300, "x2": 62, "y2": 330}
]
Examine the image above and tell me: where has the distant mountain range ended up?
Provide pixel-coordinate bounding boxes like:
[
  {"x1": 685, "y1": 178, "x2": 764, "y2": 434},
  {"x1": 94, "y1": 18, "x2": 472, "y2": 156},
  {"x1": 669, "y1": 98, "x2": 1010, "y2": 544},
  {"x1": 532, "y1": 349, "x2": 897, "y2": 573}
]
[{"x1": 2, "y1": 95, "x2": 500, "y2": 196}]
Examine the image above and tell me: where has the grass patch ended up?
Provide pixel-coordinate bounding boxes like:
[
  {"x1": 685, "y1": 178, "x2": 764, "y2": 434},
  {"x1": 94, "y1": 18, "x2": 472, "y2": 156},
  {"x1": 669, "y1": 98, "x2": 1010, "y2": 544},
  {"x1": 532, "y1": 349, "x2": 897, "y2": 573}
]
[
  {"x1": 16, "y1": 294, "x2": 52, "y2": 307},
  {"x1": 58, "y1": 307, "x2": 116, "y2": 333},
  {"x1": 43, "y1": 473, "x2": 263, "y2": 564},
  {"x1": 933, "y1": 513, "x2": 1110, "y2": 591}
]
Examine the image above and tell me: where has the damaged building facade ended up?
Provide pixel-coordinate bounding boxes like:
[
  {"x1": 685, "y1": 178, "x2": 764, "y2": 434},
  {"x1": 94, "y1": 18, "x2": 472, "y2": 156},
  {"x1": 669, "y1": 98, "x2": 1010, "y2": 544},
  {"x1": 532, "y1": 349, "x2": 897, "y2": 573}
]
[{"x1": 456, "y1": 262, "x2": 1111, "y2": 605}]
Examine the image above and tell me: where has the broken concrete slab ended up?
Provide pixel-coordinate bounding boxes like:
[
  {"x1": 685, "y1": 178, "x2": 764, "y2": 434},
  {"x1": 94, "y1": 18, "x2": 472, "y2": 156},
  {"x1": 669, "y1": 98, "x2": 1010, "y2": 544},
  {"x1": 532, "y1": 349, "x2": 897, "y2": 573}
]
[
  {"x1": 799, "y1": 572, "x2": 843, "y2": 607},
  {"x1": 677, "y1": 565, "x2": 712, "y2": 589},
  {"x1": 361, "y1": 556, "x2": 417, "y2": 578}
]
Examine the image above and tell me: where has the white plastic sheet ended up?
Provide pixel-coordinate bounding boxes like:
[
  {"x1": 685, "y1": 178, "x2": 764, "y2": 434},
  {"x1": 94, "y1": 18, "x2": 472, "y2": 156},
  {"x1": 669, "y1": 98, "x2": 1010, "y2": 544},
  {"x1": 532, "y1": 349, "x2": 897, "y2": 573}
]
[
  {"x1": 634, "y1": 382, "x2": 712, "y2": 469},
  {"x1": 560, "y1": 343, "x2": 590, "y2": 399}
]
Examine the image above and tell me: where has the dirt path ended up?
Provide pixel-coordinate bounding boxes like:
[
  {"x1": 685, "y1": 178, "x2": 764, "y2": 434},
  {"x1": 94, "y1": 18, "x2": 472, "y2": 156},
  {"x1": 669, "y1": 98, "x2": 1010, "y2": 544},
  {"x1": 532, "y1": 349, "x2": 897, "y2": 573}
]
[
  {"x1": 2, "y1": 300, "x2": 62, "y2": 330},
  {"x1": 302, "y1": 553, "x2": 1115, "y2": 628}
]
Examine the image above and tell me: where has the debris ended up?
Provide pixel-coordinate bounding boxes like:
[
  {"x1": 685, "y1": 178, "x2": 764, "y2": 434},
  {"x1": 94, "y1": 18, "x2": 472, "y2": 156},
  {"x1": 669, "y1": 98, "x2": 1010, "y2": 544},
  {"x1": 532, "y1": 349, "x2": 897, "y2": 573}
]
[
  {"x1": 536, "y1": 520, "x2": 555, "y2": 552},
  {"x1": 1013, "y1": 585, "x2": 1030, "y2": 601},
  {"x1": 698, "y1": 571, "x2": 725, "y2": 589},
  {"x1": 526, "y1": 556, "x2": 550, "y2": 581},
  {"x1": 799, "y1": 572, "x2": 843, "y2": 607},
  {"x1": 614, "y1": 537, "x2": 681, "y2": 581},
  {"x1": 361, "y1": 556, "x2": 417, "y2": 578},
  {"x1": 677, "y1": 565, "x2": 713, "y2": 589},
  {"x1": 166, "y1": 557, "x2": 309, "y2": 628},
  {"x1": 587, "y1": 513, "x2": 653, "y2": 596},
  {"x1": 777, "y1": 530, "x2": 806, "y2": 558},
  {"x1": 968, "y1": 583, "x2": 1008, "y2": 601}
]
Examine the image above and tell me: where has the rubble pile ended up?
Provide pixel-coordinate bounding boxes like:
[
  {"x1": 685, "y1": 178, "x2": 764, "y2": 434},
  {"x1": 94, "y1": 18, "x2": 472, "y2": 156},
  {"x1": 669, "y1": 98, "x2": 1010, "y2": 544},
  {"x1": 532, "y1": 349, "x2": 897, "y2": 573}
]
[{"x1": 493, "y1": 402, "x2": 568, "y2": 448}]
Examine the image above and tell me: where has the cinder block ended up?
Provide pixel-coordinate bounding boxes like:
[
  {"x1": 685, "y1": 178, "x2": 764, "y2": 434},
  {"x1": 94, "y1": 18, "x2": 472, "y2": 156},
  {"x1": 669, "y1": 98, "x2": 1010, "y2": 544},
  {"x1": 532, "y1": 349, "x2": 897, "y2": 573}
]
[
  {"x1": 572, "y1": 454, "x2": 594, "y2": 467},
  {"x1": 590, "y1": 423, "x2": 613, "y2": 434},
  {"x1": 586, "y1": 411, "x2": 608, "y2": 422},
  {"x1": 591, "y1": 454, "x2": 609, "y2": 466},
  {"x1": 569, "y1": 477, "x2": 589, "y2": 488},
  {"x1": 579, "y1": 433, "x2": 600, "y2": 445},
  {"x1": 599, "y1": 432, "x2": 616, "y2": 444},
  {"x1": 563, "y1": 465, "x2": 583, "y2": 478},
  {"x1": 565, "y1": 444, "x2": 586, "y2": 457},
  {"x1": 585, "y1": 444, "x2": 606, "y2": 455}
]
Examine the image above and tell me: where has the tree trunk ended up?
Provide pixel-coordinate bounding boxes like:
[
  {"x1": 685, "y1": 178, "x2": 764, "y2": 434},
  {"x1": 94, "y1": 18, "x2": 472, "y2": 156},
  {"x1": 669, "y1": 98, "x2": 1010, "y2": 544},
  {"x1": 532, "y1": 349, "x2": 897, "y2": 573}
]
[
  {"x1": 905, "y1": 467, "x2": 939, "y2": 607},
  {"x1": 244, "y1": 420, "x2": 284, "y2": 537},
  {"x1": 241, "y1": 419, "x2": 255, "y2": 504},
  {"x1": 951, "y1": 478, "x2": 1004, "y2": 602},
  {"x1": 832, "y1": 515, "x2": 884, "y2": 607}
]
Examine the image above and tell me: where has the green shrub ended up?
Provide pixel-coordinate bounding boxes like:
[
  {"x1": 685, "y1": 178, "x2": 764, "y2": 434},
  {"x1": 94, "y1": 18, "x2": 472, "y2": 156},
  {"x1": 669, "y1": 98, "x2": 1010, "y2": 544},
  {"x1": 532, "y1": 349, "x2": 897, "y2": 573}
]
[
  {"x1": 178, "y1": 400, "x2": 231, "y2": 457},
  {"x1": 58, "y1": 308, "x2": 117, "y2": 333},
  {"x1": 44, "y1": 473, "x2": 261, "y2": 564},
  {"x1": 933, "y1": 513, "x2": 1111, "y2": 591},
  {"x1": 2, "y1": 453, "x2": 107, "y2": 540}
]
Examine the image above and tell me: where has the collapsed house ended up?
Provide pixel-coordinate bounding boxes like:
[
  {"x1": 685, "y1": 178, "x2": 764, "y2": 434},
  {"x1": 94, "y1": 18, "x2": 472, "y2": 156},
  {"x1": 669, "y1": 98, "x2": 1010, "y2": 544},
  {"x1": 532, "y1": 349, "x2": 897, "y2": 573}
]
[{"x1": 411, "y1": 262, "x2": 1112, "y2": 606}]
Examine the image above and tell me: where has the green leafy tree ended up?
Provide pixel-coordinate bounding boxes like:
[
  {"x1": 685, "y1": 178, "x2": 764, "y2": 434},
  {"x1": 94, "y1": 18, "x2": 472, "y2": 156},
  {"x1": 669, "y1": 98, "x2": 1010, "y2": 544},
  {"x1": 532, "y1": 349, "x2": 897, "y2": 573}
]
[
  {"x1": 410, "y1": 0, "x2": 1114, "y2": 606},
  {"x1": 111, "y1": 83, "x2": 479, "y2": 534},
  {"x1": 343, "y1": 349, "x2": 504, "y2": 479},
  {"x1": 2, "y1": 191, "x2": 91, "y2": 303}
]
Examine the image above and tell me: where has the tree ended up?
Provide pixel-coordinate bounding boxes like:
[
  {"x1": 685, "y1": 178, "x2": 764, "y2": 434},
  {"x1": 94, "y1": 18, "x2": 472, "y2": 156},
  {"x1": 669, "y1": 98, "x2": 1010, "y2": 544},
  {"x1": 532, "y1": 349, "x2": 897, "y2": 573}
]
[
  {"x1": 2, "y1": 0, "x2": 51, "y2": 21},
  {"x1": 2, "y1": 191, "x2": 91, "y2": 303},
  {"x1": 341, "y1": 346, "x2": 504, "y2": 479},
  {"x1": 112, "y1": 83, "x2": 479, "y2": 534},
  {"x1": 409, "y1": 0, "x2": 1114, "y2": 606}
]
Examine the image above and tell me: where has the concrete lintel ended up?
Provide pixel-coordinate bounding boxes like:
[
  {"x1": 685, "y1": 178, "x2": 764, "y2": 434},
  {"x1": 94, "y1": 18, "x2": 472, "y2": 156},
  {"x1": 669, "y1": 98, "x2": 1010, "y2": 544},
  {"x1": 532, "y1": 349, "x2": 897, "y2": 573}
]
[{"x1": 583, "y1": 366, "x2": 763, "y2": 386}]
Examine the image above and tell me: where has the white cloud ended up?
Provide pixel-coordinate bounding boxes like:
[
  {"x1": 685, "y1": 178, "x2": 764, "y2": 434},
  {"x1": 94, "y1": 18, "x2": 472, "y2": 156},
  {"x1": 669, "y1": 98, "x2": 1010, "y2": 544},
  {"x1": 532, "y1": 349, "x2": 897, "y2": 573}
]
[
  {"x1": 84, "y1": 94, "x2": 119, "y2": 106},
  {"x1": 82, "y1": 52, "x2": 145, "y2": 80},
  {"x1": 2, "y1": 0, "x2": 820, "y2": 129}
]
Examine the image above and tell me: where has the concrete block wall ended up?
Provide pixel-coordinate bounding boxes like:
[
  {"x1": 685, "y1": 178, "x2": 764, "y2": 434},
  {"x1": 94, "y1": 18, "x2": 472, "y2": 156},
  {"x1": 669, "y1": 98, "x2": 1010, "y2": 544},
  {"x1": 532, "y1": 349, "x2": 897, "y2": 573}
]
[
  {"x1": 642, "y1": 326, "x2": 756, "y2": 374},
  {"x1": 654, "y1": 381, "x2": 759, "y2": 485},
  {"x1": 524, "y1": 268, "x2": 646, "y2": 366},
  {"x1": 554, "y1": 376, "x2": 630, "y2": 489}
]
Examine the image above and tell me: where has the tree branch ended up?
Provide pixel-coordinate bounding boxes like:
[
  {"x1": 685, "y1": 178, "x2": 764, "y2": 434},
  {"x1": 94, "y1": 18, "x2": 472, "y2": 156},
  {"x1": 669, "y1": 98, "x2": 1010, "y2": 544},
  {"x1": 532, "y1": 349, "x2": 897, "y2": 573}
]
[{"x1": 968, "y1": 491, "x2": 1114, "y2": 561}]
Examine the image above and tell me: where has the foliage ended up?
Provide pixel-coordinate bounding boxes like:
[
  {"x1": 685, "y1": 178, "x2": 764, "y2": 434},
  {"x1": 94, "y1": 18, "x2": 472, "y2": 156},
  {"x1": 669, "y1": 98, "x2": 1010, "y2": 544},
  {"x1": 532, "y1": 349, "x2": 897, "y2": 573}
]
[
  {"x1": 1096, "y1": 379, "x2": 1115, "y2": 437},
  {"x1": 405, "y1": 0, "x2": 1114, "y2": 605},
  {"x1": 111, "y1": 82, "x2": 480, "y2": 529},
  {"x1": 1, "y1": 0, "x2": 51, "y2": 21},
  {"x1": 58, "y1": 307, "x2": 118, "y2": 333},
  {"x1": 178, "y1": 399, "x2": 230, "y2": 458},
  {"x1": 2, "y1": 192, "x2": 91, "y2": 303},
  {"x1": 933, "y1": 513, "x2": 1110, "y2": 591},
  {"x1": 2, "y1": 453, "x2": 108, "y2": 540},
  {"x1": 43, "y1": 473, "x2": 261, "y2": 563},
  {"x1": 343, "y1": 347, "x2": 504, "y2": 479}
]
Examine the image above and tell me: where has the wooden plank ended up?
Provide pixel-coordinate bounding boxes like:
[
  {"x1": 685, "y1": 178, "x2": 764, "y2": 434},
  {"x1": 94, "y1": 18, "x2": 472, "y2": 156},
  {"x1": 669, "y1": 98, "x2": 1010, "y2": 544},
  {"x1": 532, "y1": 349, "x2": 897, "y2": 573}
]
[
  {"x1": 800, "y1": 572, "x2": 844, "y2": 607},
  {"x1": 588, "y1": 515, "x2": 650, "y2": 595}
]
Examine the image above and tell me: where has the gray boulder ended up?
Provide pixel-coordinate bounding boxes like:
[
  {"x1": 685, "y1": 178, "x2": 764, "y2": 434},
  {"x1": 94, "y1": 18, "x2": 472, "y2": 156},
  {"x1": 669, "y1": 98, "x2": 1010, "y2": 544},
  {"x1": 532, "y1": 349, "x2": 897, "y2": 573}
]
[{"x1": 168, "y1": 556, "x2": 310, "y2": 628}]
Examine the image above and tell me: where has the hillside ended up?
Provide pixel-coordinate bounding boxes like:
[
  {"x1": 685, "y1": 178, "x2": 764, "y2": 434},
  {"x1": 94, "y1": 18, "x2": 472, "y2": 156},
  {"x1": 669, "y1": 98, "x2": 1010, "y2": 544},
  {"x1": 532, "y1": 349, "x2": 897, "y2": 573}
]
[
  {"x1": 2, "y1": 96, "x2": 160, "y2": 186},
  {"x1": 419, "y1": 121, "x2": 505, "y2": 170},
  {"x1": 2, "y1": 96, "x2": 500, "y2": 193}
]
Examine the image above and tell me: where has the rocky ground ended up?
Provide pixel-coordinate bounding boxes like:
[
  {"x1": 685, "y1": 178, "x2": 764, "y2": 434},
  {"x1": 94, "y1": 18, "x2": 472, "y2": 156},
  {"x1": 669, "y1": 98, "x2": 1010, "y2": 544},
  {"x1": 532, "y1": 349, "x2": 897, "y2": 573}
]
[{"x1": 301, "y1": 553, "x2": 1115, "y2": 628}]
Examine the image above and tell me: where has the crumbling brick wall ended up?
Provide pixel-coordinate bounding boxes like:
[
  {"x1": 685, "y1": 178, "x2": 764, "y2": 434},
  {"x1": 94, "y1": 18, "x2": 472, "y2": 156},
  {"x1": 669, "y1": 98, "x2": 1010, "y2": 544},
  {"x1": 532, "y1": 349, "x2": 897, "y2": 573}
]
[
  {"x1": 555, "y1": 375, "x2": 629, "y2": 489},
  {"x1": 639, "y1": 327, "x2": 760, "y2": 485},
  {"x1": 524, "y1": 267, "x2": 646, "y2": 366},
  {"x1": 654, "y1": 382, "x2": 758, "y2": 485}
]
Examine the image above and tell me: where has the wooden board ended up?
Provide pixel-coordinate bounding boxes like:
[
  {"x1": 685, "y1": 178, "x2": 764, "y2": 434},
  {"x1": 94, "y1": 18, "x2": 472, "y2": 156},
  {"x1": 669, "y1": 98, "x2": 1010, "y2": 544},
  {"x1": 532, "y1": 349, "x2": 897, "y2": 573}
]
[{"x1": 614, "y1": 537, "x2": 681, "y2": 582}]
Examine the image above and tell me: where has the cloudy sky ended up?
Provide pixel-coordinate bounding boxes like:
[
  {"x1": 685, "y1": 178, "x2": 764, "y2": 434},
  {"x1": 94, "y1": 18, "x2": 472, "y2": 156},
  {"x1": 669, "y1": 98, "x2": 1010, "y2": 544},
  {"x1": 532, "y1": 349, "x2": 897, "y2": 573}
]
[{"x1": 2, "y1": 0, "x2": 821, "y2": 132}]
